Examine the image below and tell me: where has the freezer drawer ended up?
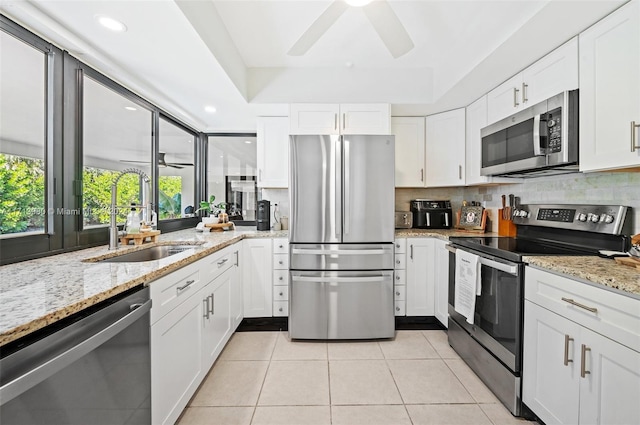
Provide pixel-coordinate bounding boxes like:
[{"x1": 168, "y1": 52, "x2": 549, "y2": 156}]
[
  {"x1": 289, "y1": 270, "x2": 395, "y2": 340},
  {"x1": 290, "y1": 243, "x2": 394, "y2": 271}
]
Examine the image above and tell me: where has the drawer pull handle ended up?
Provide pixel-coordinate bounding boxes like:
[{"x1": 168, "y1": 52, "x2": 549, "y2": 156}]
[
  {"x1": 279, "y1": 244, "x2": 284, "y2": 248},
  {"x1": 396, "y1": 276, "x2": 400, "y2": 280},
  {"x1": 217, "y1": 258, "x2": 229, "y2": 267},
  {"x1": 279, "y1": 261, "x2": 284, "y2": 265},
  {"x1": 396, "y1": 291, "x2": 400, "y2": 296},
  {"x1": 279, "y1": 276, "x2": 284, "y2": 281},
  {"x1": 561, "y1": 297, "x2": 597, "y2": 314},
  {"x1": 279, "y1": 307, "x2": 284, "y2": 312},
  {"x1": 279, "y1": 291, "x2": 284, "y2": 296},
  {"x1": 580, "y1": 344, "x2": 591, "y2": 378},
  {"x1": 396, "y1": 306, "x2": 400, "y2": 312},
  {"x1": 396, "y1": 259, "x2": 401, "y2": 264},
  {"x1": 209, "y1": 294, "x2": 215, "y2": 315},
  {"x1": 563, "y1": 334, "x2": 574, "y2": 366},
  {"x1": 203, "y1": 299, "x2": 209, "y2": 319},
  {"x1": 177, "y1": 279, "x2": 196, "y2": 292}
]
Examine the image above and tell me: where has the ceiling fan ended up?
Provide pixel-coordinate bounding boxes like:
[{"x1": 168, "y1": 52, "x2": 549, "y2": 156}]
[
  {"x1": 288, "y1": 0, "x2": 414, "y2": 59},
  {"x1": 121, "y1": 152, "x2": 194, "y2": 169}
]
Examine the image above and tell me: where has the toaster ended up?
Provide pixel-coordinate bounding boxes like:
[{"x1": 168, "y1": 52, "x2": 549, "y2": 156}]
[{"x1": 395, "y1": 211, "x2": 413, "y2": 229}]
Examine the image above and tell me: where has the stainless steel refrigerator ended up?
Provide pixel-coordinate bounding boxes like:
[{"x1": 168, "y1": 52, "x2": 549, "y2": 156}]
[{"x1": 289, "y1": 134, "x2": 395, "y2": 340}]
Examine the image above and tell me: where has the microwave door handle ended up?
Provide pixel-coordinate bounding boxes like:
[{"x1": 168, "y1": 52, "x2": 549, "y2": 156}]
[
  {"x1": 425, "y1": 212, "x2": 431, "y2": 227},
  {"x1": 533, "y1": 114, "x2": 545, "y2": 156},
  {"x1": 444, "y1": 212, "x2": 449, "y2": 227}
]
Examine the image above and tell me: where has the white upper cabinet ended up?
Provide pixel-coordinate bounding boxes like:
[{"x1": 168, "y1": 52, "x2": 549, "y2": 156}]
[
  {"x1": 465, "y1": 96, "x2": 489, "y2": 186},
  {"x1": 579, "y1": 0, "x2": 640, "y2": 172},
  {"x1": 487, "y1": 37, "x2": 579, "y2": 124},
  {"x1": 425, "y1": 108, "x2": 466, "y2": 187},
  {"x1": 289, "y1": 103, "x2": 390, "y2": 135},
  {"x1": 392, "y1": 116, "x2": 426, "y2": 187},
  {"x1": 257, "y1": 116, "x2": 289, "y2": 188}
]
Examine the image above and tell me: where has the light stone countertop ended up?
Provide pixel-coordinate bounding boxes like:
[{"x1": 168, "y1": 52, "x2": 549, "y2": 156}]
[
  {"x1": 2, "y1": 226, "x2": 638, "y2": 347},
  {"x1": 524, "y1": 256, "x2": 640, "y2": 299},
  {"x1": 0, "y1": 227, "x2": 286, "y2": 347}
]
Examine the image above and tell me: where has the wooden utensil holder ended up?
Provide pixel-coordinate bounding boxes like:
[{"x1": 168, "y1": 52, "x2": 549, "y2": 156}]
[{"x1": 498, "y1": 209, "x2": 516, "y2": 236}]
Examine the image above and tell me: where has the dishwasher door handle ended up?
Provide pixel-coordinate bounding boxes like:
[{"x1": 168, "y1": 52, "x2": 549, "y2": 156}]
[
  {"x1": 0, "y1": 299, "x2": 152, "y2": 405},
  {"x1": 292, "y1": 276, "x2": 387, "y2": 283}
]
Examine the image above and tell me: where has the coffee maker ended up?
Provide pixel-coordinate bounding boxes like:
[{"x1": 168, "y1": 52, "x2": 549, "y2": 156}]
[
  {"x1": 410, "y1": 200, "x2": 453, "y2": 229},
  {"x1": 257, "y1": 200, "x2": 270, "y2": 231}
]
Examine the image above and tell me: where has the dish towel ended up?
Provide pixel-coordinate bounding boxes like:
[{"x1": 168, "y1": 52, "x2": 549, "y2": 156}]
[{"x1": 454, "y1": 250, "x2": 481, "y2": 325}]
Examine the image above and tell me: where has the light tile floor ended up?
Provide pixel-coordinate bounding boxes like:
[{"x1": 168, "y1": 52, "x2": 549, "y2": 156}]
[{"x1": 177, "y1": 330, "x2": 537, "y2": 425}]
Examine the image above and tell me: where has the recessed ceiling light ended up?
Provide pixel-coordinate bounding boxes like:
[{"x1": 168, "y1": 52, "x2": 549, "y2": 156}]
[
  {"x1": 244, "y1": 140, "x2": 252, "y2": 144},
  {"x1": 124, "y1": 106, "x2": 137, "y2": 111},
  {"x1": 204, "y1": 106, "x2": 217, "y2": 113},
  {"x1": 345, "y1": 0, "x2": 372, "y2": 7},
  {"x1": 95, "y1": 15, "x2": 127, "y2": 32}
]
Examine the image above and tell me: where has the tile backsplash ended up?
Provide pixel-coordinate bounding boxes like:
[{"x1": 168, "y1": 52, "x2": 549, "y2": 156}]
[
  {"x1": 261, "y1": 172, "x2": 639, "y2": 235},
  {"x1": 396, "y1": 171, "x2": 640, "y2": 234}
]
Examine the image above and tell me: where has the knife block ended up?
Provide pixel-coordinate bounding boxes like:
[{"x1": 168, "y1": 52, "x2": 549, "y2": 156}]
[{"x1": 498, "y1": 209, "x2": 516, "y2": 236}]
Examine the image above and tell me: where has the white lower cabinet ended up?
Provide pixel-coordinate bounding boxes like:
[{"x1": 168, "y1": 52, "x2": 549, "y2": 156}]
[
  {"x1": 151, "y1": 244, "x2": 242, "y2": 425},
  {"x1": 523, "y1": 267, "x2": 640, "y2": 425},
  {"x1": 394, "y1": 238, "x2": 407, "y2": 316},
  {"x1": 151, "y1": 288, "x2": 203, "y2": 425},
  {"x1": 406, "y1": 238, "x2": 435, "y2": 316},
  {"x1": 242, "y1": 238, "x2": 273, "y2": 317},
  {"x1": 432, "y1": 239, "x2": 449, "y2": 327}
]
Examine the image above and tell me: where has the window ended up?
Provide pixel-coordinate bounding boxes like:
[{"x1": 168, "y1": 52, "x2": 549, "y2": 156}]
[
  {"x1": 158, "y1": 117, "x2": 195, "y2": 220},
  {"x1": 0, "y1": 30, "x2": 47, "y2": 236},
  {"x1": 81, "y1": 75, "x2": 153, "y2": 228},
  {"x1": 207, "y1": 135, "x2": 257, "y2": 224}
]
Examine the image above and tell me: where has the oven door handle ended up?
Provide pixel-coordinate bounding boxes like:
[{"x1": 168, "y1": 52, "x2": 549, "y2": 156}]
[{"x1": 446, "y1": 244, "x2": 519, "y2": 276}]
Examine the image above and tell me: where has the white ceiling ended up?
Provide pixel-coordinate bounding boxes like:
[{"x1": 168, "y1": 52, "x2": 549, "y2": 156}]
[{"x1": 0, "y1": 0, "x2": 628, "y2": 133}]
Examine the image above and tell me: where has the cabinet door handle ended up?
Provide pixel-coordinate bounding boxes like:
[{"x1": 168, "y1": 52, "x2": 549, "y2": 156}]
[
  {"x1": 410, "y1": 245, "x2": 413, "y2": 260},
  {"x1": 203, "y1": 298, "x2": 210, "y2": 319},
  {"x1": 279, "y1": 276, "x2": 284, "y2": 281},
  {"x1": 631, "y1": 121, "x2": 640, "y2": 152},
  {"x1": 561, "y1": 297, "x2": 597, "y2": 314},
  {"x1": 259, "y1": 169, "x2": 262, "y2": 182},
  {"x1": 396, "y1": 291, "x2": 401, "y2": 296},
  {"x1": 563, "y1": 334, "x2": 574, "y2": 366},
  {"x1": 396, "y1": 275, "x2": 400, "y2": 281},
  {"x1": 421, "y1": 168, "x2": 424, "y2": 182},
  {"x1": 279, "y1": 291, "x2": 284, "y2": 296},
  {"x1": 396, "y1": 306, "x2": 400, "y2": 312},
  {"x1": 177, "y1": 279, "x2": 196, "y2": 292},
  {"x1": 522, "y1": 82, "x2": 528, "y2": 103},
  {"x1": 334, "y1": 113, "x2": 338, "y2": 130},
  {"x1": 513, "y1": 87, "x2": 520, "y2": 107},
  {"x1": 580, "y1": 344, "x2": 591, "y2": 378},
  {"x1": 458, "y1": 165, "x2": 462, "y2": 180},
  {"x1": 209, "y1": 294, "x2": 215, "y2": 315},
  {"x1": 279, "y1": 307, "x2": 284, "y2": 312},
  {"x1": 343, "y1": 113, "x2": 346, "y2": 130}
]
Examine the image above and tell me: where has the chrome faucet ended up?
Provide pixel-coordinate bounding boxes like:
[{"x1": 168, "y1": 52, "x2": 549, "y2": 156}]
[{"x1": 109, "y1": 168, "x2": 152, "y2": 250}]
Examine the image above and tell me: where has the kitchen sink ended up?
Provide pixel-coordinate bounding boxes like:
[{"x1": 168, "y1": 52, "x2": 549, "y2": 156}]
[{"x1": 88, "y1": 244, "x2": 203, "y2": 263}]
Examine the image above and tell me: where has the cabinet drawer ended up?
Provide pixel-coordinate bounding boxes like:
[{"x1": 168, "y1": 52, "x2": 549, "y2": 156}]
[
  {"x1": 394, "y1": 269, "x2": 406, "y2": 285},
  {"x1": 394, "y1": 238, "x2": 406, "y2": 254},
  {"x1": 273, "y1": 253, "x2": 289, "y2": 269},
  {"x1": 394, "y1": 285, "x2": 406, "y2": 301},
  {"x1": 202, "y1": 249, "x2": 235, "y2": 281},
  {"x1": 273, "y1": 301, "x2": 289, "y2": 317},
  {"x1": 273, "y1": 285, "x2": 289, "y2": 301},
  {"x1": 150, "y1": 266, "x2": 201, "y2": 324},
  {"x1": 395, "y1": 300, "x2": 406, "y2": 316},
  {"x1": 273, "y1": 269, "x2": 289, "y2": 286},
  {"x1": 273, "y1": 239, "x2": 289, "y2": 254},
  {"x1": 525, "y1": 266, "x2": 640, "y2": 352},
  {"x1": 394, "y1": 254, "x2": 406, "y2": 270}
]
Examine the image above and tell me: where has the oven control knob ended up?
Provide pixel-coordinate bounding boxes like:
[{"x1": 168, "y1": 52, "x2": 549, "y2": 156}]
[
  {"x1": 589, "y1": 213, "x2": 600, "y2": 223},
  {"x1": 577, "y1": 213, "x2": 587, "y2": 222},
  {"x1": 602, "y1": 214, "x2": 614, "y2": 223}
]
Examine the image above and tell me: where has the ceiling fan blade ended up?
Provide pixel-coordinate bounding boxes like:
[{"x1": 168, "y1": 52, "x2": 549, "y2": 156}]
[
  {"x1": 120, "y1": 160, "x2": 150, "y2": 164},
  {"x1": 363, "y1": 1, "x2": 414, "y2": 59},
  {"x1": 288, "y1": 0, "x2": 348, "y2": 56},
  {"x1": 167, "y1": 164, "x2": 185, "y2": 169},
  {"x1": 167, "y1": 162, "x2": 194, "y2": 166}
]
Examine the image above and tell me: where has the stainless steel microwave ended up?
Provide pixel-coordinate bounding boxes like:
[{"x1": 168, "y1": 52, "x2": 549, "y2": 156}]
[{"x1": 480, "y1": 90, "x2": 578, "y2": 177}]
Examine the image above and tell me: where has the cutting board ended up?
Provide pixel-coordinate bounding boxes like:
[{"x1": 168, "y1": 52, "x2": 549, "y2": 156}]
[
  {"x1": 204, "y1": 222, "x2": 233, "y2": 232},
  {"x1": 614, "y1": 256, "x2": 640, "y2": 270}
]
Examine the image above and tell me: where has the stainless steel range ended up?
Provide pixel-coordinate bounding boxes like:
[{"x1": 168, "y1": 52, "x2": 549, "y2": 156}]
[{"x1": 447, "y1": 204, "x2": 631, "y2": 417}]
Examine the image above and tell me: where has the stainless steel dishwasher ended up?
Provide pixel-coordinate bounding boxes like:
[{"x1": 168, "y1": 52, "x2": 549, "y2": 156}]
[{"x1": 0, "y1": 286, "x2": 151, "y2": 425}]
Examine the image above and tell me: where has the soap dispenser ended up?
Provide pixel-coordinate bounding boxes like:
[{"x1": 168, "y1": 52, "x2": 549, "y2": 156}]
[{"x1": 126, "y1": 205, "x2": 141, "y2": 234}]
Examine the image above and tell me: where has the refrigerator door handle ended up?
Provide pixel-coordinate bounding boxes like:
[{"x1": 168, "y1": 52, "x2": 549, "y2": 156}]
[
  {"x1": 334, "y1": 138, "x2": 341, "y2": 240},
  {"x1": 291, "y1": 248, "x2": 388, "y2": 255},
  {"x1": 344, "y1": 138, "x2": 350, "y2": 236},
  {"x1": 292, "y1": 276, "x2": 386, "y2": 283}
]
